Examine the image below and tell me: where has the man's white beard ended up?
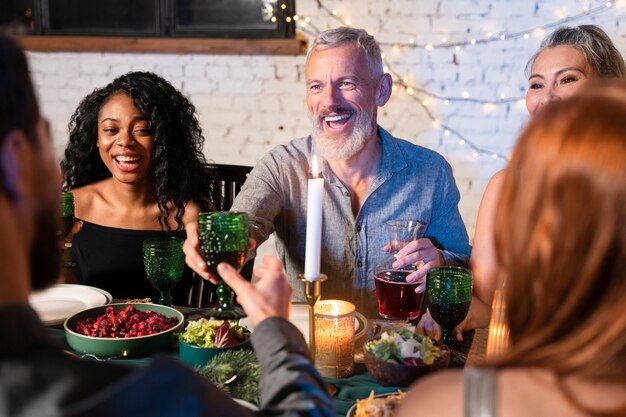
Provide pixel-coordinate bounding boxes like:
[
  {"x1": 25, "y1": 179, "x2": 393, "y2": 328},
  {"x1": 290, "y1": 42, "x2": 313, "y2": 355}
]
[{"x1": 311, "y1": 111, "x2": 374, "y2": 161}]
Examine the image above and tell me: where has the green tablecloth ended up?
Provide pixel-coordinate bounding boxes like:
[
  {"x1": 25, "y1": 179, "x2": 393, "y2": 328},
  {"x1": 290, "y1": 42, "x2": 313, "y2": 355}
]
[{"x1": 325, "y1": 369, "x2": 404, "y2": 416}]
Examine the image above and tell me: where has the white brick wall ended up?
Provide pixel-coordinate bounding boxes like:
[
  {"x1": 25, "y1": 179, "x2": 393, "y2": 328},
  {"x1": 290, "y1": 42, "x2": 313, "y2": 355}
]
[{"x1": 27, "y1": 0, "x2": 626, "y2": 247}]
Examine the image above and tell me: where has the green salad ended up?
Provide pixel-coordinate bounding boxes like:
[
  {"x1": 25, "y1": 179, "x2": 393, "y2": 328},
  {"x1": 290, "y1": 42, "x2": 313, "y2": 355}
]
[
  {"x1": 365, "y1": 326, "x2": 443, "y2": 366},
  {"x1": 177, "y1": 319, "x2": 250, "y2": 348}
]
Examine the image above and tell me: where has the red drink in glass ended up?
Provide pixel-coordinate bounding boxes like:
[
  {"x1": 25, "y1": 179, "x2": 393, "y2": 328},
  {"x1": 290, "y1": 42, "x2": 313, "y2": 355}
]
[{"x1": 374, "y1": 270, "x2": 424, "y2": 320}]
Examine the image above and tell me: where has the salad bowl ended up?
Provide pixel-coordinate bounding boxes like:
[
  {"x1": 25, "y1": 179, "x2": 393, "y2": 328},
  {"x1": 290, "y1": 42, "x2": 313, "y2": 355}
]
[
  {"x1": 363, "y1": 326, "x2": 450, "y2": 387},
  {"x1": 177, "y1": 319, "x2": 251, "y2": 367}
]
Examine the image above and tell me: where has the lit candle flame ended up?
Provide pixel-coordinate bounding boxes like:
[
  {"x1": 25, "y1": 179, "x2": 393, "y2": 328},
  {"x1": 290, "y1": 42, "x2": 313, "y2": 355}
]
[{"x1": 312, "y1": 155, "x2": 319, "y2": 178}]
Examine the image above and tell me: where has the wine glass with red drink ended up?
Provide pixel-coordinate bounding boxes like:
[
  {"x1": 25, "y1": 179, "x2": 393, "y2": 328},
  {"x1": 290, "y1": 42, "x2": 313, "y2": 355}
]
[
  {"x1": 425, "y1": 266, "x2": 473, "y2": 347},
  {"x1": 374, "y1": 220, "x2": 426, "y2": 321},
  {"x1": 198, "y1": 212, "x2": 249, "y2": 320}
]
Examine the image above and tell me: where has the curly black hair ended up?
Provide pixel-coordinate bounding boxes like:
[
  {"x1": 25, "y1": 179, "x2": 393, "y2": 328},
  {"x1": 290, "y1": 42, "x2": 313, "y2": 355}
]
[{"x1": 62, "y1": 71, "x2": 218, "y2": 231}]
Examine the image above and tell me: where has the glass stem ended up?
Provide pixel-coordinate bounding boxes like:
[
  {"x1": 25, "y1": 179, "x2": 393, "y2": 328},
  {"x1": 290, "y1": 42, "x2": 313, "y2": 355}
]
[
  {"x1": 216, "y1": 281, "x2": 234, "y2": 310},
  {"x1": 159, "y1": 290, "x2": 173, "y2": 306}
]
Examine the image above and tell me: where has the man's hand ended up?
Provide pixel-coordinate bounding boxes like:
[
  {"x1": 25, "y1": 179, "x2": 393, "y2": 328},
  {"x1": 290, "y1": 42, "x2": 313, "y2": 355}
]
[
  {"x1": 384, "y1": 238, "x2": 443, "y2": 291},
  {"x1": 183, "y1": 221, "x2": 256, "y2": 285},
  {"x1": 182, "y1": 221, "x2": 216, "y2": 283},
  {"x1": 218, "y1": 256, "x2": 291, "y2": 327}
]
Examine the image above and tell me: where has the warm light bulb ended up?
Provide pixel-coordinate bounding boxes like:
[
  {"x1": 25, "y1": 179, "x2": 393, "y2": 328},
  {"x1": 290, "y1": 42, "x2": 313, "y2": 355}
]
[
  {"x1": 381, "y1": 52, "x2": 386, "y2": 59},
  {"x1": 332, "y1": 9, "x2": 338, "y2": 15},
  {"x1": 499, "y1": 34, "x2": 506, "y2": 40},
  {"x1": 409, "y1": 37, "x2": 415, "y2": 44},
  {"x1": 421, "y1": 99, "x2": 430, "y2": 106},
  {"x1": 432, "y1": 119, "x2": 441, "y2": 128},
  {"x1": 492, "y1": 154, "x2": 498, "y2": 159},
  {"x1": 271, "y1": 16, "x2": 277, "y2": 22},
  {"x1": 473, "y1": 152, "x2": 479, "y2": 158},
  {"x1": 462, "y1": 91, "x2": 470, "y2": 99},
  {"x1": 293, "y1": 15, "x2": 299, "y2": 21},
  {"x1": 455, "y1": 46, "x2": 461, "y2": 52},
  {"x1": 406, "y1": 87, "x2": 415, "y2": 95},
  {"x1": 425, "y1": 43, "x2": 433, "y2": 51},
  {"x1": 286, "y1": 16, "x2": 292, "y2": 22},
  {"x1": 500, "y1": 93, "x2": 507, "y2": 99},
  {"x1": 470, "y1": 38, "x2": 477, "y2": 45},
  {"x1": 304, "y1": 17, "x2": 311, "y2": 23},
  {"x1": 281, "y1": 3, "x2": 287, "y2": 9},
  {"x1": 344, "y1": 18, "x2": 351, "y2": 25},
  {"x1": 459, "y1": 140, "x2": 466, "y2": 145},
  {"x1": 444, "y1": 130, "x2": 451, "y2": 136},
  {"x1": 444, "y1": 100, "x2": 450, "y2": 105},
  {"x1": 523, "y1": 33, "x2": 529, "y2": 39},
  {"x1": 441, "y1": 37, "x2": 447, "y2": 43}
]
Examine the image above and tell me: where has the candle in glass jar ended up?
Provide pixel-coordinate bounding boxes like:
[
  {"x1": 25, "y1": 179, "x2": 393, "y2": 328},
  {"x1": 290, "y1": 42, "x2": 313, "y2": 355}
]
[
  {"x1": 314, "y1": 300, "x2": 355, "y2": 378},
  {"x1": 304, "y1": 155, "x2": 324, "y2": 281}
]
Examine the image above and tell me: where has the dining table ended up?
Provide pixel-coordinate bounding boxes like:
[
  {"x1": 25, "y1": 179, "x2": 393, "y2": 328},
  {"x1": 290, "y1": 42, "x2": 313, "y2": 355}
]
[{"x1": 51, "y1": 302, "x2": 488, "y2": 417}]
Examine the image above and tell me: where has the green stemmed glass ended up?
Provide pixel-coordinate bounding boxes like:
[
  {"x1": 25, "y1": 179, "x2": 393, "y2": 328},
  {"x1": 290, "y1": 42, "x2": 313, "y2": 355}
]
[
  {"x1": 143, "y1": 237, "x2": 185, "y2": 306},
  {"x1": 426, "y1": 266, "x2": 473, "y2": 347},
  {"x1": 60, "y1": 191, "x2": 75, "y2": 237},
  {"x1": 198, "y1": 212, "x2": 249, "y2": 319}
]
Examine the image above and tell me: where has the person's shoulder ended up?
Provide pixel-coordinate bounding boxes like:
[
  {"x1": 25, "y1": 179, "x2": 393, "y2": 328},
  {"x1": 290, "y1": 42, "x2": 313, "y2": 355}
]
[
  {"x1": 253, "y1": 136, "x2": 311, "y2": 174},
  {"x1": 264, "y1": 136, "x2": 311, "y2": 160},
  {"x1": 72, "y1": 179, "x2": 111, "y2": 217},
  {"x1": 389, "y1": 134, "x2": 448, "y2": 165},
  {"x1": 396, "y1": 369, "x2": 463, "y2": 417}
]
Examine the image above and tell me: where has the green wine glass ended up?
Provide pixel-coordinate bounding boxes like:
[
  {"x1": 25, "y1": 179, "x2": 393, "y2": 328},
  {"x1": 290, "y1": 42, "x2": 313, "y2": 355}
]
[
  {"x1": 143, "y1": 237, "x2": 185, "y2": 306},
  {"x1": 198, "y1": 211, "x2": 249, "y2": 319},
  {"x1": 426, "y1": 266, "x2": 473, "y2": 347},
  {"x1": 60, "y1": 191, "x2": 74, "y2": 237}
]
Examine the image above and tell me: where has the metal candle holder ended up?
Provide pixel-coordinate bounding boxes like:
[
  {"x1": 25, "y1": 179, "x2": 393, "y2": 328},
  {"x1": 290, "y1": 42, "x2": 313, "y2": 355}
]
[{"x1": 298, "y1": 273, "x2": 327, "y2": 360}]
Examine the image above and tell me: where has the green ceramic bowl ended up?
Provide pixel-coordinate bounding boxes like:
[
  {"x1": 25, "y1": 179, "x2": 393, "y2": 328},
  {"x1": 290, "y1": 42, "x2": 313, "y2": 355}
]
[
  {"x1": 179, "y1": 338, "x2": 252, "y2": 368},
  {"x1": 64, "y1": 303, "x2": 184, "y2": 359}
]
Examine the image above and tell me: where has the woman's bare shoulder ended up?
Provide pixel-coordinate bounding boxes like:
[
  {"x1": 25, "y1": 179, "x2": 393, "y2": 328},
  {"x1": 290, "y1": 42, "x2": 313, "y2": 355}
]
[
  {"x1": 71, "y1": 180, "x2": 111, "y2": 219},
  {"x1": 395, "y1": 370, "x2": 463, "y2": 417}
]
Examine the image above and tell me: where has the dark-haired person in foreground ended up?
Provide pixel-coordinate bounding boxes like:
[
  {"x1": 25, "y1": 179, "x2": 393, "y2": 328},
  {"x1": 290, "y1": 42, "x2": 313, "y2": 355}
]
[{"x1": 0, "y1": 35, "x2": 332, "y2": 417}]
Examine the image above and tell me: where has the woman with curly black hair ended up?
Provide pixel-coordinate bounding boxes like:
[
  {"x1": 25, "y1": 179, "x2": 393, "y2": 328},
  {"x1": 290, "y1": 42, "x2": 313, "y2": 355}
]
[{"x1": 62, "y1": 71, "x2": 217, "y2": 304}]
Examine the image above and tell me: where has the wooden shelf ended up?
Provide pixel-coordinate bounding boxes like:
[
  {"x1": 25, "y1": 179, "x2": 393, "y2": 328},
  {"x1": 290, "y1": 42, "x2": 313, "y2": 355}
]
[{"x1": 15, "y1": 34, "x2": 307, "y2": 55}]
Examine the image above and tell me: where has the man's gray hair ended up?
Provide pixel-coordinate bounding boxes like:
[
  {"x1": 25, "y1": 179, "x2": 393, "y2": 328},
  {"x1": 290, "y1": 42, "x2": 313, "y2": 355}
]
[
  {"x1": 307, "y1": 27, "x2": 384, "y2": 80},
  {"x1": 526, "y1": 25, "x2": 626, "y2": 79}
]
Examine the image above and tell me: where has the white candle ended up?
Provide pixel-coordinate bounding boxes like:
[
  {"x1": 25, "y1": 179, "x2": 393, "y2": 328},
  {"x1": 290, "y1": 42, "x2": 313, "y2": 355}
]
[{"x1": 304, "y1": 155, "x2": 324, "y2": 281}]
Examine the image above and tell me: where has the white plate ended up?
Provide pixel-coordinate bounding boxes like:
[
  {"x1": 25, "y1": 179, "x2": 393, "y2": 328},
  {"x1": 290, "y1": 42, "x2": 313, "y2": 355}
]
[
  {"x1": 233, "y1": 398, "x2": 259, "y2": 411},
  {"x1": 29, "y1": 284, "x2": 112, "y2": 326},
  {"x1": 346, "y1": 392, "x2": 405, "y2": 417},
  {"x1": 240, "y1": 303, "x2": 368, "y2": 344}
]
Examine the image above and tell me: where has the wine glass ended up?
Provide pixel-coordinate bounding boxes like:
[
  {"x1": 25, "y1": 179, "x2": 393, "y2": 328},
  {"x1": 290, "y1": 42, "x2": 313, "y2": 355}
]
[
  {"x1": 425, "y1": 266, "x2": 473, "y2": 347},
  {"x1": 60, "y1": 191, "x2": 74, "y2": 237},
  {"x1": 60, "y1": 191, "x2": 77, "y2": 268},
  {"x1": 142, "y1": 237, "x2": 185, "y2": 306},
  {"x1": 374, "y1": 220, "x2": 426, "y2": 320},
  {"x1": 197, "y1": 211, "x2": 249, "y2": 319}
]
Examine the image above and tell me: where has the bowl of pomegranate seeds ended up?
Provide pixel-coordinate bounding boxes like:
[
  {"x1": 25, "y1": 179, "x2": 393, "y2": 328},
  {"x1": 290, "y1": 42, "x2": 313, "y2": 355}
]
[{"x1": 64, "y1": 303, "x2": 184, "y2": 359}]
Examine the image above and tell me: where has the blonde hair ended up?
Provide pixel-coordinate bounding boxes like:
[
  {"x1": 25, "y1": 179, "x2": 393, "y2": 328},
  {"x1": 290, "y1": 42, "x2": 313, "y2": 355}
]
[{"x1": 495, "y1": 80, "x2": 626, "y2": 387}]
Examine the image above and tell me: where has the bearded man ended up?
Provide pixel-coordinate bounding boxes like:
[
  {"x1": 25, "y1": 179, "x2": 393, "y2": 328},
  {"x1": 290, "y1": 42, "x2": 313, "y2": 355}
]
[{"x1": 184, "y1": 27, "x2": 471, "y2": 318}]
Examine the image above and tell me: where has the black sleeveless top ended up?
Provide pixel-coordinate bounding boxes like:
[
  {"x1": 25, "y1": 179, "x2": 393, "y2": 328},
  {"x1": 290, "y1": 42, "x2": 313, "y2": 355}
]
[{"x1": 69, "y1": 220, "x2": 194, "y2": 305}]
